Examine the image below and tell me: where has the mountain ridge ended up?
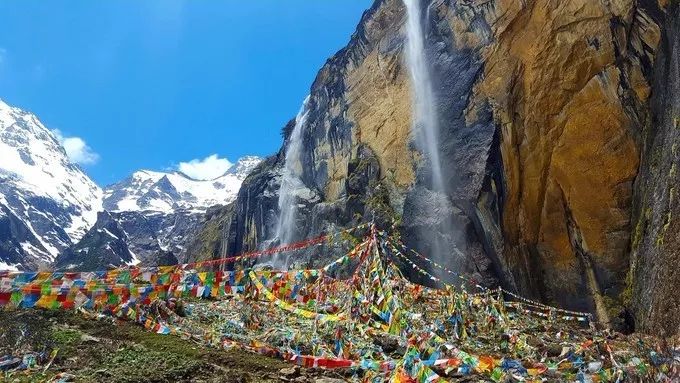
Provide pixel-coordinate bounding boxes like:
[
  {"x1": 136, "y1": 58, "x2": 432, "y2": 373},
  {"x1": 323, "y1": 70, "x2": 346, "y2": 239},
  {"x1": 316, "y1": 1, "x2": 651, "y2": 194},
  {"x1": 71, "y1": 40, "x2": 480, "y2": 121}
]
[
  {"x1": 103, "y1": 156, "x2": 261, "y2": 214},
  {"x1": 0, "y1": 98, "x2": 262, "y2": 271},
  {"x1": 0, "y1": 98, "x2": 102, "y2": 269}
]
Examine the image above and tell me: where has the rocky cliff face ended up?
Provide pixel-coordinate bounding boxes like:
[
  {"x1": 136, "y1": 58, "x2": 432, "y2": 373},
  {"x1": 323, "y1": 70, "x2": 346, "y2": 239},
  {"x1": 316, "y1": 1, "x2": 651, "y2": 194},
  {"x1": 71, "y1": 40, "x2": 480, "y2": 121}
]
[
  {"x1": 54, "y1": 211, "x2": 142, "y2": 271},
  {"x1": 228, "y1": 0, "x2": 500, "y2": 283},
  {"x1": 183, "y1": 204, "x2": 235, "y2": 264},
  {"x1": 227, "y1": 0, "x2": 677, "y2": 335},
  {"x1": 472, "y1": 0, "x2": 666, "y2": 326},
  {"x1": 630, "y1": 1, "x2": 679, "y2": 337}
]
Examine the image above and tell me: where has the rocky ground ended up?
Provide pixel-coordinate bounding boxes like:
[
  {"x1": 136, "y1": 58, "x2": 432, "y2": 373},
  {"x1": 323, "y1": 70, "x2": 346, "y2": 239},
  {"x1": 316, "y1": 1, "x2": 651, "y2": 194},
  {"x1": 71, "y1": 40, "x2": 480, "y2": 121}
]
[
  {"x1": 0, "y1": 309, "x2": 348, "y2": 383},
  {"x1": 1, "y1": 303, "x2": 678, "y2": 382}
]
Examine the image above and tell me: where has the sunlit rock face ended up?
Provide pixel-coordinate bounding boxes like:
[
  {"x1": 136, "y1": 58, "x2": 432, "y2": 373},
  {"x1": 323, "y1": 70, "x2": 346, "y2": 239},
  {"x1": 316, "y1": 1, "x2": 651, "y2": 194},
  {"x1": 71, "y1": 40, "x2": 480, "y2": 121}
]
[
  {"x1": 473, "y1": 0, "x2": 650, "y2": 323},
  {"x1": 228, "y1": 0, "x2": 497, "y2": 281},
  {"x1": 227, "y1": 0, "x2": 678, "y2": 335},
  {"x1": 471, "y1": 0, "x2": 675, "y2": 332}
]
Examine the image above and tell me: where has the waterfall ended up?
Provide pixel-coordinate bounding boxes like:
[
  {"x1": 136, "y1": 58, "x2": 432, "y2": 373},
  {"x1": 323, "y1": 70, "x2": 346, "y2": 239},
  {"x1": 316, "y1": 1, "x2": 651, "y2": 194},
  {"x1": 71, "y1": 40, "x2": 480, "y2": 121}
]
[
  {"x1": 403, "y1": 0, "x2": 444, "y2": 192},
  {"x1": 403, "y1": 0, "x2": 463, "y2": 282},
  {"x1": 272, "y1": 96, "x2": 311, "y2": 267}
]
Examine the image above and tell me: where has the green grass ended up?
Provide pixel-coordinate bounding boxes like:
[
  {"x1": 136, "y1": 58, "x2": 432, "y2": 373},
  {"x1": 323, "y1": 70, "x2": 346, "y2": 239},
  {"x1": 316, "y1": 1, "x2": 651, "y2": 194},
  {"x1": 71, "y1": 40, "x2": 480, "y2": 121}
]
[
  {"x1": 80, "y1": 346, "x2": 203, "y2": 383},
  {"x1": 1, "y1": 310, "x2": 293, "y2": 383},
  {"x1": 51, "y1": 328, "x2": 83, "y2": 359}
]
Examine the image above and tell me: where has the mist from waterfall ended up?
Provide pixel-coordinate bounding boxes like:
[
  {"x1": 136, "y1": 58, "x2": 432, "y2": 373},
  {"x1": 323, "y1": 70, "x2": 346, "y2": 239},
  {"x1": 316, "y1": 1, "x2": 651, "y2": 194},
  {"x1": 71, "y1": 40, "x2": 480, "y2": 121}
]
[
  {"x1": 403, "y1": 0, "x2": 444, "y2": 192},
  {"x1": 272, "y1": 96, "x2": 311, "y2": 268}
]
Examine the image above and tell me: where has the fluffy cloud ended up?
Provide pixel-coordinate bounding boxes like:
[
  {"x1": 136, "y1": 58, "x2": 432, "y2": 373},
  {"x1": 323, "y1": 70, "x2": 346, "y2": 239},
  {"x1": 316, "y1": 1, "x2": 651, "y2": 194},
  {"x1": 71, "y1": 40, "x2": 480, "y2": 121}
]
[
  {"x1": 53, "y1": 130, "x2": 100, "y2": 165},
  {"x1": 178, "y1": 154, "x2": 233, "y2": 180}
]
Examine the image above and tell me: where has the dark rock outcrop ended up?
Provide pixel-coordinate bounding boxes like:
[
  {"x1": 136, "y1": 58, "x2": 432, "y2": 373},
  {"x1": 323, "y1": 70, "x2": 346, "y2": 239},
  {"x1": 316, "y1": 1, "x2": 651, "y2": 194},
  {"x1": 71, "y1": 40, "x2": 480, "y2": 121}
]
[
  {"x1": 56, "y1": 209, "x2": 207, "y2": 270},
  {"x1": 54, "y1": 211, "x2": 139, "y2": 271},
  {"x1": 0, "y1": 203, "x2": 49, "y2": 270},
  {"x1": 183, "y1": 204, "x2": 235, "y2": 264},
  {"x1": 111, "y1": 209, "x2": 202, "y2": 264},
  {"x1": 57, "y1": 202, "x2": 244, "y2": 271},
  {"x1": 630, "y1": 1, "x2": 680, "y2": 337}
]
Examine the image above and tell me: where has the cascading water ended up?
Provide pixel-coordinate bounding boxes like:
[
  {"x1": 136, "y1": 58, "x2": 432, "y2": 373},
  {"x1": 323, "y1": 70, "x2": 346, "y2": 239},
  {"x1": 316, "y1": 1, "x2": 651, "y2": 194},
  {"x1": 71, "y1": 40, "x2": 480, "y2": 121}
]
[
  {"x1": 403, "y1": 0, "x2": 463, "y2": 282},
  {"x1": 403, "y1": 0, "x2": 444, "y2": 192},
  {"x1": 272, "y1": 96, "x2": 311, "y2": 268}
]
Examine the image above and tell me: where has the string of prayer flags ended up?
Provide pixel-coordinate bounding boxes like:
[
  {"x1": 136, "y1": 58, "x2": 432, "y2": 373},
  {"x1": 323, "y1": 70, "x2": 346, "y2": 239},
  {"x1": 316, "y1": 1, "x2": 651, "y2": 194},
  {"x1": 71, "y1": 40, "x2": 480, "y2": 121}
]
[{"x1": 2, "y1": 224, "x2": 675, "y2": 382}]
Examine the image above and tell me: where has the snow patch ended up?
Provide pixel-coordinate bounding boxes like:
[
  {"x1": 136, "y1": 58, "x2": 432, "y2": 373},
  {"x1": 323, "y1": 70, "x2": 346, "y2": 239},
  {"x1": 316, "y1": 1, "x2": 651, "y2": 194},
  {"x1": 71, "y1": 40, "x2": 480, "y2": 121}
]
[
  {"x1": 100, "y1": 228, "x2": 120, "y2": 240},
  {"x1": 126, "y1": 248, "x2": 141, "y2": 266},
  {"x1": 0, "y1": 261, "x2": 19, "y2": 271}
]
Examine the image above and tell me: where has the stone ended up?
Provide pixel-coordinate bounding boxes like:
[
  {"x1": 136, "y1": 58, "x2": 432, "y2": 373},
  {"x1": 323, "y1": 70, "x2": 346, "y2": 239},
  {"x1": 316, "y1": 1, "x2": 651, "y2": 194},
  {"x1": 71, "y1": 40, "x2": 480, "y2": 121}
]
[
  {"x1": 80, "y1": 334, "x2": 100, "y2": 343},
  {"x1": 373, "y1": 333, "x2": 402, "y2": 355},
  {"x1": 279, "y1": 366, "x2": 300, "y2": 378},
  {"x1": 314, "y1": 378, "x2": 346, "y2": 383},
  {"x1": 0, "y1": 357, "x2": 21, "y2": 371}
]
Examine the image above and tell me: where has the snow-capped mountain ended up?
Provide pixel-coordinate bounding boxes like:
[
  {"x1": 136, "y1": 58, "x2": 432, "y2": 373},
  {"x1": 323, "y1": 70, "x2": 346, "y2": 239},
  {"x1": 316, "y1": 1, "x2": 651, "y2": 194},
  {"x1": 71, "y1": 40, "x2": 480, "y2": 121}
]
[
  {"x1": 0, "y1": 97, "x2": 262, "y2": 271},
  {"x1": 103, "y1": 156, "x2": 262, "y2": 213},
  {"x1": 55, "y1": 156, "x2": 263, "y2": 270},
  {"x1": 0, "y1": 99, "x2": 102, "y2": 270}
]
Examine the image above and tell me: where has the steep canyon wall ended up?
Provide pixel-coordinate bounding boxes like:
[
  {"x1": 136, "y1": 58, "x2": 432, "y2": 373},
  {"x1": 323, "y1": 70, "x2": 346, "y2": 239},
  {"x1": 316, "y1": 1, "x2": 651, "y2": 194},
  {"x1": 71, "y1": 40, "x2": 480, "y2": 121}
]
[{"x1": 224, "y1": 0, "x2": 678, "y2": 335}]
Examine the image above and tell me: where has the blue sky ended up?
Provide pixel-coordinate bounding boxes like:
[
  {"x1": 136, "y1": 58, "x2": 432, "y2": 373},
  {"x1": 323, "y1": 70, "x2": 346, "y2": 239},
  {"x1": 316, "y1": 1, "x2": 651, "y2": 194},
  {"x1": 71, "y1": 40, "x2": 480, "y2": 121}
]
[{"x1": 0, "y1": 0, "x2": 371, "y2": 185}]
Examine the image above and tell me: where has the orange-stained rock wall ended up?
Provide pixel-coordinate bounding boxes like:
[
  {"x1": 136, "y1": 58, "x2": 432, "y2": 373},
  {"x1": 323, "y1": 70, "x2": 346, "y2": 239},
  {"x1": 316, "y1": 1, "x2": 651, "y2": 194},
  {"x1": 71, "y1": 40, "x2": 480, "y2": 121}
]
[{"x1": 467, "y1": 0, "x2": 666, "y2": 324}]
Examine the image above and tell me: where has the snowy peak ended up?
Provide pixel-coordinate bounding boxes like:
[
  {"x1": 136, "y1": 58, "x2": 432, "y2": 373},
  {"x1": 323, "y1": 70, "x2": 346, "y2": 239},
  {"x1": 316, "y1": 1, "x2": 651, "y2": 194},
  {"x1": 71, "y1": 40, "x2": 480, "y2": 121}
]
[
  {"x1": 78, "y1": 156, "x2": 262, "y2": 270},
  {"x1": 0, "y1": 99, "x2": 103, "y2": 268},
  {"x1": 103, "y1": 156, "x2": 262, "y2": 213},
  {"x1": 225, "y1": 156, "x2": 262, "y2": 177}
]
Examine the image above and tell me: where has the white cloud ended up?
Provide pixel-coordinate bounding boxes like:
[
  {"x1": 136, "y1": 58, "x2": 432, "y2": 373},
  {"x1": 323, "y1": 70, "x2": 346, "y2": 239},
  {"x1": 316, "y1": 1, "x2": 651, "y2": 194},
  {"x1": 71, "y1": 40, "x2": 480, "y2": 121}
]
[
  {"x1": 52, "y1": 130, "x2": 100, "y2": 166},
  {"x1": 178, "y1": 154, "x2": 233, "y2": 180}
]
